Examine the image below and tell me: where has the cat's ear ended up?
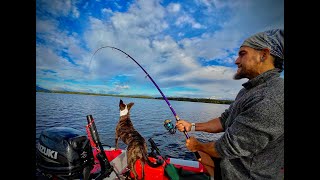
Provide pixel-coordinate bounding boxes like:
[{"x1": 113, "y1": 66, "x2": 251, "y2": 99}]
[
  {"x1": 127, "y1": 102, "x2": 134, "y2": 111},
  {"x1": 119, "y1": 99, "x2": 125, "y2": 109}
]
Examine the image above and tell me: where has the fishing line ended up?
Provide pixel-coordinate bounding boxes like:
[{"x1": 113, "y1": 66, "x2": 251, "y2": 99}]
[{"x1": 89, "y1": 45, "x2": 201, "y2": 160}]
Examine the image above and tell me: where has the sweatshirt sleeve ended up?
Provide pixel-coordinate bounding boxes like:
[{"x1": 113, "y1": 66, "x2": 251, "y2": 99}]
[
  {"x1": 215, "y1": 96, "x2": 284, "y2": 158},
  {"x1": 219, "y1": 88, "x2": 246, "y2": 130},
  {"x1": 219, "y1": 107, "x2": 230, "y2": 130}
]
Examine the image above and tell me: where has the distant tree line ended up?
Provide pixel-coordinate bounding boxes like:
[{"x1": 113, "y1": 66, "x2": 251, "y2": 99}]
[
  {"x1": 36, "y1": 90, "x2": 154, "y2": 99},
  {"x1": 36, "y1": 90, "x2": 233, "y2": 104},
  {"x1": 155, "y1": 97, "x2": 233, "y2": 104}
]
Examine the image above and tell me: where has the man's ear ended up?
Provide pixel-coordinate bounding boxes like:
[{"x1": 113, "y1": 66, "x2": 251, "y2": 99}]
[{"x1": 260, "y1": 48, "x2": 271, "y2": 62}]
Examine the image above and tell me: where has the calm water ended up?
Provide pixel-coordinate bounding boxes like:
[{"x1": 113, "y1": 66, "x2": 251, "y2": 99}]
[{"x1": 36, "y1": 92, "x2": 228, "y2": 160}]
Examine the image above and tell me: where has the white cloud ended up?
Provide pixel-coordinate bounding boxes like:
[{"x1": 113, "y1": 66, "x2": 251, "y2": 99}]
[
  {"x1": 102, "y1": 8, "x2": 113, "y2": 14},
  {"x1": 115, "y1": 84, "x2": 130, "y2": 90},
  {"x1": 36, "y1": 46, "x2": 71, "y2": 70},
  {"x1": 110, "y1": 1, "x2": 168, "y2": 37},
  {"x1": 195, "y1": 0, "x2": 243, "y2": 11},
  {"x1": 38, "y1": 0, "x2": 80, "y2": 18},
  {"x1": 219, "y1": 0, "x2": 284, "y2": 35},
  {"x1": 175, "y1": 15, "x2": 204, "y2": 29},
  {"x1": 167, "y1": 3, "x2": 181, "y2": 13},
  {"x1": 36, "y1": 18, "x2": 58, "y2": 34}
]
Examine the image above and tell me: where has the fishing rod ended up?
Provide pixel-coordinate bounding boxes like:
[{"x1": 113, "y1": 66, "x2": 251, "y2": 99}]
[{"x1": 89, "y1": 46, "x2": 201, "y2": 160}]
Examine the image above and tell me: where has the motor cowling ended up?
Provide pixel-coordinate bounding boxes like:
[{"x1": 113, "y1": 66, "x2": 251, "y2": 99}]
[{"x1": 36, "y1": 127, "x2": 94, "y2": 179}]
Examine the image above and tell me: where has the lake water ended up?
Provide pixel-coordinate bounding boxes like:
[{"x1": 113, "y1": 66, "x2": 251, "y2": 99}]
[{"x1": 36, "y1": 92, "x2": 228, "y2": 160}]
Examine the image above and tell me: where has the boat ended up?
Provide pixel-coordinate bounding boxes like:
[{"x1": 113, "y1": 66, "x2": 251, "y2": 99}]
[{"x1": 36, "y1": 115, "x2": 211, "y2": 180}]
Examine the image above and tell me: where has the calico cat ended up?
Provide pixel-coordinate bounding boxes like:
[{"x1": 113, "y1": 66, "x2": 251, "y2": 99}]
[{"x1": 115, "y1": 99, "x2": 161, "y2": 179}]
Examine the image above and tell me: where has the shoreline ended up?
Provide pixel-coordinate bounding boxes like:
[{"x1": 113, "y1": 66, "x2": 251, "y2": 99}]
[{"x1": 36, "y1": 90, "x2": 234, "y2": 105}]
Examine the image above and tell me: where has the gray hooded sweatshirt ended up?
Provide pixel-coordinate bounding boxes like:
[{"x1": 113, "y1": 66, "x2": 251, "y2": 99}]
[{"x1": 215, "y1": 68, "x2": 284, "y2": 180}]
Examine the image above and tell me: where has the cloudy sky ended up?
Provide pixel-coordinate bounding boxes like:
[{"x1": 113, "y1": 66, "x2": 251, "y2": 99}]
[{"x1": 36, "y1": 0, "x2": 284, "y2": 100}]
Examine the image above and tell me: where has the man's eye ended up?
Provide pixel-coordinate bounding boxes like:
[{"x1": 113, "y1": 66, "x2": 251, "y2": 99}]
[{"x1": 239, "y1": 52, "x2": 245, "y2": 56}]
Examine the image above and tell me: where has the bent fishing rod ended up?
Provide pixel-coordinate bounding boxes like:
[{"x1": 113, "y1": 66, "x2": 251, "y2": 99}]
[{"x1": 89, "y1": 45, "x2": 201, "y2": 160}]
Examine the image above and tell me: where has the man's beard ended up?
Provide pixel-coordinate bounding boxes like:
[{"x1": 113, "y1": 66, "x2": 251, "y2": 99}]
[
  {"x1": 233, "y1": 68, "x2": 246, "y2": 80},
  {"x1": 233, "y1": 73, "x2": 243, "y2": 80}
]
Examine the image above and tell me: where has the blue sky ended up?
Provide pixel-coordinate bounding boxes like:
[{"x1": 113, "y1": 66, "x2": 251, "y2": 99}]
[{"x1": 36, "y1": 0, "x2": 284, "y2": 100}]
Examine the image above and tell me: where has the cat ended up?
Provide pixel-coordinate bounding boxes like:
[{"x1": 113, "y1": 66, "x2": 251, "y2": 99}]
[{"x1": 115, "y1": 99, "x2": 162, "y2": 179}]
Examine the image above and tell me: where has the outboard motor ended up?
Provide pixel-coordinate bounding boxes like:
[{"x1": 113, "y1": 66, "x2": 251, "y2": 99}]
[{"x1": 36, "y1": 127, "x2": 94, "y2": 179}]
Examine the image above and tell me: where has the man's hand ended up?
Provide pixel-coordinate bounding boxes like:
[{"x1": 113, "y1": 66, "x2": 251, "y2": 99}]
[
  {"x1": 186, "y1": 136, "x2": 201, "y2": 152},
  {"x1": 187, "y1": 137, "x2": 221, "y2": 158},
  {"x1": 176, "y1": 119, "x2": 192, "y2": 132}
]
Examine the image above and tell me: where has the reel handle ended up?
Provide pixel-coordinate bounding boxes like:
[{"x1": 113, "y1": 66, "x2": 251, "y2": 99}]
[{"x1": 164, "y1": 119, "x2": 201, "y2": 160}]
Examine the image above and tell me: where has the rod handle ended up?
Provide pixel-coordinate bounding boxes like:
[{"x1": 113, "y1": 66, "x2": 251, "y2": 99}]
[{"x1": 183, "y1": 131, "x2": 201, "y2": 160}]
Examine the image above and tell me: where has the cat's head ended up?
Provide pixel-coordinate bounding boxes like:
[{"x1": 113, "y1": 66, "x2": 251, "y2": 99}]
[{"x1": 119, "y1": 99, "x2": 134, "y2": 117}]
